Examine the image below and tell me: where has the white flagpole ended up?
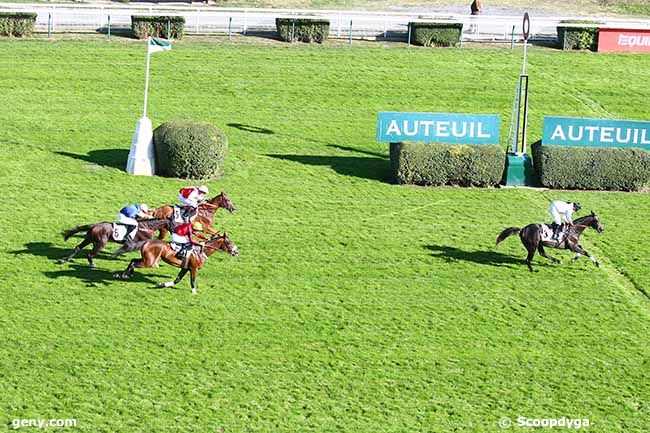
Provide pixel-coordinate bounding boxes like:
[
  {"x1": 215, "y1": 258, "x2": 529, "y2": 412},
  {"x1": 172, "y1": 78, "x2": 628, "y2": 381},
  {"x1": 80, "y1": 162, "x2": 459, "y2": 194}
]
[{"x1": 143, "y1": 36, "x2": 152, "y2": 118}]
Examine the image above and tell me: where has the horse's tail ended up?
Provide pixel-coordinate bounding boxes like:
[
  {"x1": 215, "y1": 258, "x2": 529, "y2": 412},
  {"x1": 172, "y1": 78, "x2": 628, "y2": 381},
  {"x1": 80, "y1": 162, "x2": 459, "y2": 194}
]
[
  {"x1": 114, "y1": 240, "x2": 148, "y2": 256},
  {"x1": 62, "y1": 224, "x2": 94, "y2": 241},
  {"x1": 495, "y1": 227, "x2": 521, "y2": 249}
]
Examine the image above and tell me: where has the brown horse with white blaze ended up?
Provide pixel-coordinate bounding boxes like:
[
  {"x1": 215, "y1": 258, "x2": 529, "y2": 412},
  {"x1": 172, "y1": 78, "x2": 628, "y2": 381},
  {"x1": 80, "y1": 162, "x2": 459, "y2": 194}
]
[
  {"x1": 113, "y1": 233, "x2": 239, "y2": 294},
  {"x1": 495, "y1": 212, "x2": 604, "y2": 272},
  {"x1": 151, "y1": 191, "x2": 236, "y2": 239}
]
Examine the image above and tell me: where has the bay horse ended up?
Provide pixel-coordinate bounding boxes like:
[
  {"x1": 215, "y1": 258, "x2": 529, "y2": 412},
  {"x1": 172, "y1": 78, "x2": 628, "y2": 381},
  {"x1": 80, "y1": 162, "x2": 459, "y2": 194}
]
[
  {"x1": 495, "y1": 212, "x2": 604, "y2": 272},
  {"x1": 58, "y1": 219, "x2": 170, "y2": 268},
  {"x1": 113, "y1": 233, "x2": 239, "y2": 294},
  {"x1": 151, "y1": 191, "x2": 236, "y2": 239}
]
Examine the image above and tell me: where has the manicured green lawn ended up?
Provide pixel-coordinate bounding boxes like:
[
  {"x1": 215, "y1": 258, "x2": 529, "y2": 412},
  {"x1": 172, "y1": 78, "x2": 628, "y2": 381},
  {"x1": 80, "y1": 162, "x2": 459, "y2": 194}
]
[{"x1": 0, "y1": 38, "x2": 648, "y2": 432}]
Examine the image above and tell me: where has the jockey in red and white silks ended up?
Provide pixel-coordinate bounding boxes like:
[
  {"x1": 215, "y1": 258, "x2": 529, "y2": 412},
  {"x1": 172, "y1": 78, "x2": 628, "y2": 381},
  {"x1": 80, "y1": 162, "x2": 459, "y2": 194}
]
[{"x1": 178, "y1": 185, "x2": 209, "y2": 208}]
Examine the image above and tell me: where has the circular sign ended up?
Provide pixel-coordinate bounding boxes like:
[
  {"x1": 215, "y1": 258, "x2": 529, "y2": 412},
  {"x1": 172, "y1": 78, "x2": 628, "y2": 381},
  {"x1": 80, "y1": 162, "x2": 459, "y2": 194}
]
[{"x1": 522, "y1": 12, "x2": 530, "y2": 41}]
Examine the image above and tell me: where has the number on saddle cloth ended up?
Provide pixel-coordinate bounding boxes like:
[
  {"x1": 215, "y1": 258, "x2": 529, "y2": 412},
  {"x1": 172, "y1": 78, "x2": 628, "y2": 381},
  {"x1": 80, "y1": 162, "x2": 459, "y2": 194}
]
[{"x1": 112, "y1": 223, "x2": 136, "y2": 241}]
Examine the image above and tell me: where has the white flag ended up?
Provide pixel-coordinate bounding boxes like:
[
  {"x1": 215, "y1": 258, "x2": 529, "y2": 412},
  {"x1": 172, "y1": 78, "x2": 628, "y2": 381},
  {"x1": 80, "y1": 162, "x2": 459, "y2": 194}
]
[{"x1": 148, "y1": 37, "x2": 172, "y2": 54}]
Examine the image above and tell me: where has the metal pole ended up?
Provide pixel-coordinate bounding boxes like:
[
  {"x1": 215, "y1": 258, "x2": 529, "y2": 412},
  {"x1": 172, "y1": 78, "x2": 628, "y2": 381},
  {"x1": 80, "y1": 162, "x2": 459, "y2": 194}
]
[
  {"x1": 522, "y1": 40, "x2": 528, "y2": 74},
  {"x1": 228, "y1": 16, "x2": 232, "y2": 41},
  {"x1": 167, "y1": 17, "x2": 171, "y2": 39},
  {"x1": 521, "y1": 75, "x2": 529, "y2": 154},
  {"x1": 143, "y1": 38, "x2": 152, "y2": 118},
  {"x1": 47, "y1": 13, "x2": 51, "y2": 38},
  {"x1": 348, "y1": 20, "x2": 352, "y2": 46},
  {"x1": 510, "y1": 25, "x2": 515, "y2": 49},
  {"x1": 407, "y1": 23, "x2": 411, "y2": 47},
  {"x1": 291, "y1": 19, "x2": 295, "y2": 43},
  {"x1": 107, "y1": 15, "x2": 111, "y2": 40}
]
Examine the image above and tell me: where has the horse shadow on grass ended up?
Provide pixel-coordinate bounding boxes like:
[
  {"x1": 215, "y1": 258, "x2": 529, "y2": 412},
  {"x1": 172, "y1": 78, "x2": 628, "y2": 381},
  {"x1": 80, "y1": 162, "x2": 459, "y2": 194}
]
[
  {"x1": 424, "y1": 244, "x2": 525, "y2": 268},
  {"x1": 44, "y1": 263, "x2": 164, "y2": 287},
  {"x1": 10, "y1": 242, "x2": 121, "y2": 263},
  {"x1": 55, "y1": 149, "x2": 128, "y2": 170}
]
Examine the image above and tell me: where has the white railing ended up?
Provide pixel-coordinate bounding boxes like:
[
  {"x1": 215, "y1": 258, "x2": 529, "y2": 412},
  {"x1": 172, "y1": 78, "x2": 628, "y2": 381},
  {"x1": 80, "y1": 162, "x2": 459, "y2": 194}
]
[{"x1": 2, "y1": 2, "x2": 650, "y2": 40}]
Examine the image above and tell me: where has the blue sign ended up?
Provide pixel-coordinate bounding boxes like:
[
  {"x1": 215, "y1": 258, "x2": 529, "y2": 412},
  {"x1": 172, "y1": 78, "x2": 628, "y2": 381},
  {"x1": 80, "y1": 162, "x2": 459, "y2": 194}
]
[
  {"x1": 376, "y1": 112, "x2": 500, "y2": 144},
  {"x1": 542, "y1": 116, "x2": 650, "y2": 149}
]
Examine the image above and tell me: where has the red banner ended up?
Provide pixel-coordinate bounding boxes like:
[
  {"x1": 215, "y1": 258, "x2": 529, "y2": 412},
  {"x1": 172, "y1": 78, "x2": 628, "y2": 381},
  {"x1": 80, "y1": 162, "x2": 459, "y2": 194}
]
[{"x1": 598, "y1": 28, "x2": 650, "y2": 52}]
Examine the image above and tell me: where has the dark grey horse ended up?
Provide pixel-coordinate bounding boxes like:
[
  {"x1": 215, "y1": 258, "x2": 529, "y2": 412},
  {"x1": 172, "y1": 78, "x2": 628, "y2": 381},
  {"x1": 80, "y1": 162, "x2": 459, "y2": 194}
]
[{"x1": 496, "y1": 212, "x2": 604, "y2": 272}]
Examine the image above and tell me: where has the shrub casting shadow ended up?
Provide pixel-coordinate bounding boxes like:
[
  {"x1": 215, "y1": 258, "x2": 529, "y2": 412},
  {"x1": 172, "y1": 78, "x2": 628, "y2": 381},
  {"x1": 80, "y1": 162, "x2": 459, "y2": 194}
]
[
  {"x1": 424, "y1": 244, "x2": 524, "y2": 267},
  {"x1": 267, "y1": 153, "x2": 390, "y2": 182},
  {"x1": 10, "y1": 242, "x2": 120, "y2": 263},
  {"x1": 227, "y1": 123, "x2": 275, "y2": 135},
  {"x1": 55, "y1": 149, "x2": 128, "y2": 170}
]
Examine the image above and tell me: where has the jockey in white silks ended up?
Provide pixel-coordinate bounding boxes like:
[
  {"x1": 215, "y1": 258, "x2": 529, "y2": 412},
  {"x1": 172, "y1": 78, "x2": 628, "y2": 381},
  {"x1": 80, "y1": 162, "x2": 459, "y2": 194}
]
[
  {"x1": 177, "y1": 185, "x2": 209, "y2": 222},
  {"x1": 548, "y1": 200, "x2": 581, "y2": 240}
]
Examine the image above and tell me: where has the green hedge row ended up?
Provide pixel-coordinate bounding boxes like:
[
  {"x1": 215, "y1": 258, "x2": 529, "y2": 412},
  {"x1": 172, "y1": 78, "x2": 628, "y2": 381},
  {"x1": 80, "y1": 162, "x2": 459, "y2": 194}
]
[
  {"x1": 532, "y1": 141, "x2": 650, "y2": 191},
  {"x1": 153, "y1": 120, "x2": 228, "y2": 180},
  {"x1": 131, "y1": 16, "x2": 185, "y2": 40},
  {"x1": 0, "y1": 12, "x2": 36, "y2": 37},
  {"x1": 408, "y1": 22, "x2": 463, "y2": 47},
  {"x1": 276, "y1": 18, "x2": 330, "y2": 43},
  {"x1": 557, "y1": 22, "x2": 602, "y2": 51},
  {"x1": 390, "y1": 142, "x2": 505, "y2": 187}
]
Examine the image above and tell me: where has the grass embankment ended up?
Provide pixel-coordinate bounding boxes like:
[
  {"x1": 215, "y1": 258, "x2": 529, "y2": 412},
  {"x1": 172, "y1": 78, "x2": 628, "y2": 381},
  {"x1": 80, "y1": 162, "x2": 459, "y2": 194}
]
[{"x1": 0, "y1": 40, "x2": 649, "y2": 432}]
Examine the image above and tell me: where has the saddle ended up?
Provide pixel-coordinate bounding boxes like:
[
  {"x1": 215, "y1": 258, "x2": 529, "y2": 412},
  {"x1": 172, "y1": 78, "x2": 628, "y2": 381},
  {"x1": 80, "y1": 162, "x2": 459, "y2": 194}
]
[{"x1": 541, "y1": 223, "x2": 569, "y2": 243}]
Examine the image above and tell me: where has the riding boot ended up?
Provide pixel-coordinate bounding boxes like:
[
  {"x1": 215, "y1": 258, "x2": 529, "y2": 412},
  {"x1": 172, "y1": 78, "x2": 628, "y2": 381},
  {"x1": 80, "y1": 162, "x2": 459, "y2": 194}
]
[{"x1": 552, "y1": 223, "x2": 561, "y2": 241}]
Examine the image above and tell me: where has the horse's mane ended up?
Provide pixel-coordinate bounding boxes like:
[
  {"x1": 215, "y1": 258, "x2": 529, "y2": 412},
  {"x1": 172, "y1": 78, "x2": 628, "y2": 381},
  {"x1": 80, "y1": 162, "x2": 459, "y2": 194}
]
[
  {"x1": 139, "y1": 218, "x2": 169, "y2": 230},
  {"x1": 574, "y1": 214, "x2": 596, "y2": 224}
]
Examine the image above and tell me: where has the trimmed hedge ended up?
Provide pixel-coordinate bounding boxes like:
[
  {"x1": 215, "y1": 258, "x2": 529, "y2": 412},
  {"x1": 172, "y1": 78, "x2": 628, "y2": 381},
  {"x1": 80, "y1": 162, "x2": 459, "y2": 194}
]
[
  {"x1": 153, "y1": 121, "x2": 228, "y2": 180},
  {"x1": 557, "y1": 21, "x2": 602, "y2": 51},
  {"x1": 408, "y1": 22, "x2": 463, "y2": 47},
  {"x1": 131, "y1": 16, "x2": 185, "y2": 40},
  {"x1": 532, "y1": 141, "x2": 650, "y2": 191},
  {"x1": 0, "y1": 12, "x2": 37, "y2": 37},
  {"x1": 276, "y1": 18, "x2": 330, "y2": 43},
  {"x1": 390, "y1": 142, "x2": 505, "y2": 187}
]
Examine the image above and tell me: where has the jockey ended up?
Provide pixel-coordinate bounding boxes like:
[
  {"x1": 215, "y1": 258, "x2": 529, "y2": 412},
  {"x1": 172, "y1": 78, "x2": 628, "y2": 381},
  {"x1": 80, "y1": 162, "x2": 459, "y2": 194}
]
[
  {"x1": 117, "y1": 203, "x2": 151, "y2": 238},
  {"x1": 171, "y1": 220, "x2": 207, "y2": 260},
  {"x1": 549, "y1": 200, "x2": 581, "y2": 240},
  {"x1": 178, "y1": 185, "x2": 209, "y2": 221}
]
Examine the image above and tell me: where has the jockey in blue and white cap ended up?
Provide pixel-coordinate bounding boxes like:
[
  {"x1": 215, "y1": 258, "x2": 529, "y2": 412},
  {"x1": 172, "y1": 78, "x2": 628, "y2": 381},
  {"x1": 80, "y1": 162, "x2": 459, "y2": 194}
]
[{"x1": 117, "y1": 203, "x2": 152, "y2": 237}]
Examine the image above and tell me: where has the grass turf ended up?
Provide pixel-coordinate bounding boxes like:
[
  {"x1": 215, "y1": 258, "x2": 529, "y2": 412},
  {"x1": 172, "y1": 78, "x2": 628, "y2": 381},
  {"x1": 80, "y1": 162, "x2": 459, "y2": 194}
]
[{"x1": 0, "y1": 38, "x2": 649, "y2": 432}]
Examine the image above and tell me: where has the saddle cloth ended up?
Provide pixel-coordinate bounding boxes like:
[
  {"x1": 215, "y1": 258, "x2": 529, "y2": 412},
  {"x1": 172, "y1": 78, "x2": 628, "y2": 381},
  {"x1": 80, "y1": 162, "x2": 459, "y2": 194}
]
[
  {"x1": 540, "y1": 223, "x2": 567, "y2": 243},
  {"x1": 112, "y1": 223, "x2": 135, "y2": 242}
]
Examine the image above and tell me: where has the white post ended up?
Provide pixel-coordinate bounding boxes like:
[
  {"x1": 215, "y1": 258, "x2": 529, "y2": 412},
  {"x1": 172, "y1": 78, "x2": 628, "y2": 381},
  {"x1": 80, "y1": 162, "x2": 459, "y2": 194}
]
[
  {"x1": 126, "y1": 38, "x2": 155, "y2": 176},
  {"x1": 143, "y1": 37, "x2": 152, "y2": 118}
]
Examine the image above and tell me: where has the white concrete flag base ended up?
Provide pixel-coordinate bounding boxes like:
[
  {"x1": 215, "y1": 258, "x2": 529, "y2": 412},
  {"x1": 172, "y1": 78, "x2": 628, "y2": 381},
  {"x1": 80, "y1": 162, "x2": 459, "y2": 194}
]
[{"x1": 126, "y1": 116, "x2": 155, "y2": 176}]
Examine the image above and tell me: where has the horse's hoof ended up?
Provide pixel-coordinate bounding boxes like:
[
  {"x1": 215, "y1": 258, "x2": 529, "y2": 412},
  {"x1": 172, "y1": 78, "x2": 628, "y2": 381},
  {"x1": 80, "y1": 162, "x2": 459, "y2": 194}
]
[
  {"x1": 595, "y1": 262, "x2": 601, "y2": 268},
  {"x1": 113, "y1": 273, "x2": 121, "y2": 279},
  {"x1": 156, "y1": 282, "x2": 165, "y2": 288},
  {"x1": 191, "y1": 289, "x2": 197, "y2": 295},
  {"x1": 56, "y1": 259, "x2": 65, "y2": 265}
]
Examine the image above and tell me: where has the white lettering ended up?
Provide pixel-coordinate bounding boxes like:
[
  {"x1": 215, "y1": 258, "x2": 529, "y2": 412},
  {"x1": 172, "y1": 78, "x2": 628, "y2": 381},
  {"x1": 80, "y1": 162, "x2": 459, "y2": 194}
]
[
  {"x1": 641, "y1": 129, "x2": 650, "y2": 145},
  {"x1": 420, "y1": 120, "x2": 435, "y2": 136},
  {"x1": 451, "y1": 121, "x2": 467, "y2": 138},
  {"x1": 618, "y1": 34, "x2": 628, "y2": 46},
  {"x1": 477, "y1": 122, "x2": 491, "y2": 138},
  {"x1": 600, "y1": 127, "x2": 614, "y2": 143},
  {"x1": 436, "y1": 121, "x2": 450, "y2": 137},
  {"x1": 551, "y1": 125, "x2": 567, "y2": 141},
  {"x1": 385, "y1": 120, "x2": 401, "y2": 136},
  {"x1": 585, "y1": 126, "x2": 598, "y2": 142},
  {"x1": 616, "y1": 128, "x2": 632, "y2": 143},
  {"x1": 567, "y1": 125, "x2": 583, "y2": 141},
  {"x1": 403, "y1": 120, "x2": 418, "y2": 136},
  {"x1": 634, "y1": 128, "x2": 639, "y2": 143}
]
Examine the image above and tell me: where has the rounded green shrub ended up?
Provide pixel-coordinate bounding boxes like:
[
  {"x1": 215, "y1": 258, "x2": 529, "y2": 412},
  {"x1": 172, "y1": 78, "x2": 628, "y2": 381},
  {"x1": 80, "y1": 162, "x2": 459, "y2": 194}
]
[
  {"x1": 153, "y1": 121, "x2": 228, "y2": 180},
  {"x1": 276, "y1": 18, "x2": 330, "y2": 43}
]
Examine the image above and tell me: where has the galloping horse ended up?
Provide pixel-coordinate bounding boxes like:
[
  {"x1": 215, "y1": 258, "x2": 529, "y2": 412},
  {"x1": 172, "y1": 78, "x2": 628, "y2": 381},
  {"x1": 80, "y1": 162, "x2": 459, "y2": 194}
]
[
  {"x1": 58, "y1": 219, "x2": 170, "y2": 268},
  {"x1": 495, "y1": 212, "x2": 604, "y2": 272},
  {"x1": 151, "y1": 191, "x2": 236, "y2": 239},
  {"x1": 113, "y1": 233, "x2": 238, "y2": 294}
]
